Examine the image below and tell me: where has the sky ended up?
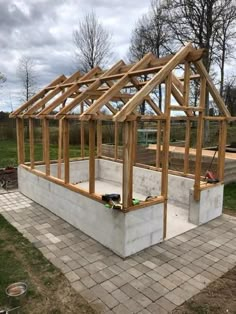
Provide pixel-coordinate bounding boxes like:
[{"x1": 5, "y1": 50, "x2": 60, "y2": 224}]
[{"x1": 0, "y1": 0, "x2": 149, "y2": 112}]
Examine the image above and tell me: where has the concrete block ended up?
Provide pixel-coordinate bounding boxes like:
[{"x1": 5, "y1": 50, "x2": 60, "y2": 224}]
[{"x1": 189, "y1": 185, "x2": 223, "y2": 225}]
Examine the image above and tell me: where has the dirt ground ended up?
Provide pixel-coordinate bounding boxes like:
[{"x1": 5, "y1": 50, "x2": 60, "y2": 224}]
[{"x1": 173, "y1": 265, "x2": 236, "y2": 314}]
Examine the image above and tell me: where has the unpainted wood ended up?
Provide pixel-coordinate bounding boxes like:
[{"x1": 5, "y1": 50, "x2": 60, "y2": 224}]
[
  {"x1": 29, "y1": 118, "x2": 35, "y2": 169},
  {"x1": 16, "y1": 118, "x2": 25, "y2": 164},
  {"x1": 89, "y1": 120, "x2": 95, "y2": 193},
  {"x1": 63, "y1": 119, "x2": 70, "y2": 184},
  {"x1": 122, "y1": 121, "x2": 134, "y2": 209},
  {"x1": 194, "y1": 77, "x2": 206, "y2": 201},
  {"x1": 161, "y1": 75, "x2": 172, "y2": 239}
]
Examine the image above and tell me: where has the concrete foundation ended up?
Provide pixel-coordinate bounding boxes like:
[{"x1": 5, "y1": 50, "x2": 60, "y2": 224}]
[{"x1": 18, "y1": 159, "x2": 224, "y2": 257}]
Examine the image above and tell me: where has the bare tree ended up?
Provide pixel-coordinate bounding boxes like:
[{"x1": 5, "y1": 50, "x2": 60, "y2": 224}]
[
  {"x1": 214, "y1": 0, "x2": 236, "y2": 96},
  {"x1": 17, "y1": 56, "x2": 36, "y2": 102},
  {"x1": 223, "y1": 75, "x2": 236, "y2": 116},
  {"x1": 164, "y1": 0, "x2": 236, "y2": 143},
  {"x1": 73, "y1": 12, "x2": 112, "y2": 73},
  {"x1": 129, "y1": 0, "x2": 172, "y2": 111}
]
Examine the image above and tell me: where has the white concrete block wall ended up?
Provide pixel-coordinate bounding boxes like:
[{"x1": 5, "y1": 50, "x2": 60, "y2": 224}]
[
  {"x1": 18, "y1": 166, "x2": 164, "y2": 257},
  {"x1": 36, "y1": 160, "x2": 99, "y2": 183},
  {"x1": 189, "y1": 184, "x2": 224, "y2": 225},
  {"x1": 97, "y1": 159, "x2": 194, "y2": 207}
]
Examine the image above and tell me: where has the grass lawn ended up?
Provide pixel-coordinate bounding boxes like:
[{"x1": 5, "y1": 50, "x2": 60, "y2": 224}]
[
  {"x1": 0, "y1": 214, "x2": 95, "y2": 314},
  {"x1": 0, "y1": 140, "x2": 89, "y2": 168},
  {"x1": 223, "y1": 182, "x2": 236, "y2": 216}
]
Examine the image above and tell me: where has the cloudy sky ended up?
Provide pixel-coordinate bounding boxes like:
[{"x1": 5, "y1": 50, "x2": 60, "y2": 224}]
[{"x1": 0, "y1": 0, "x2": 149, "y2": 112}]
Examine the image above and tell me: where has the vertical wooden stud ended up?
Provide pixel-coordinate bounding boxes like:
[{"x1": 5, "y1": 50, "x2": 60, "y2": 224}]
[
  {"x1": 122, "y1": 121, "x2": 134, "y2": 209},
  {"x1": 16, "y1": 118, "x2": 25, "y2": 164},
  {"x1": 80, "y1": 103, "x2": 85, "y2": 158},
  {"x1": 97, "y1": 120, "x2": 102, "y2": 157},
  {"x1": 114, "y1": 121, "x2": 119, "y2": 160},
  {"x1": 89, "y1": 120, "x2": 95, "y2": 194},
  {"x1": 63, "y1": 119, "x2": 69, "y2": 184},
  {"x1": 184, "y1": 120, "x2": 191, "y2": 175},
  {"x1": 29, "y1": 118, "x2": 35, "y2": 169},
  {"x1": 156, "y1": 120, "x2": 162, "y2": 169},
  {"x1": 161, "y1": 75, "x2": 171, "y2": 239},
  {"x1": 57, "y1": 119, "x2": 63, "y2": 179},
  {"x1": 133, "y1": 120, "x2": 137, "y2": 164},
  {"x1": 184, "y1": 61, "x2": 191, "y2": 175},
  {"x1": 43, "y1": 119, "x2": 50, "y2": 176},
  {"x1": 194, "y1": 77, "x2": 206, "y2": 201},
  {"x1": 217, "y1": 119, "x2": 227, "y2": 182}
]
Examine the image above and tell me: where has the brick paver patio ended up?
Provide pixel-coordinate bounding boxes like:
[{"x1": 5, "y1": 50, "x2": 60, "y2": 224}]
[{"x1": 1, "y1": 191, "x2": 236, "y2": 313}]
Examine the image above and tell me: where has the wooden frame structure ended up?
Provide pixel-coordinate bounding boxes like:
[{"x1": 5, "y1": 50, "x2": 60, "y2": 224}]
[{"x1": 11, "y1": 43, "x2": 232, "y2": 238}]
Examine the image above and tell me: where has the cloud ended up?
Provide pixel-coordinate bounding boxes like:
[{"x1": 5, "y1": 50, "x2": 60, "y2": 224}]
[{"x1": 0, "y1": 0, "x2": 149, "y2": 111}]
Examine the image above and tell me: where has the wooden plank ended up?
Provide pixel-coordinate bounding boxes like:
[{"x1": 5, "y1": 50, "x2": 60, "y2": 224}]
[
  {"x1": 29, "y1": 118, "x2": 35, "y2": 169},
  {"x1": 16, "y1": 118, "x2": 25, "y2": 164},
  {"x1": 57, "y1": 119, "x2": 63, "y2": 179},
  {"x1": 183, "y1": 61, "x2": 190, "y2": 106},
  {"x1": 122, "y1": 121, "x2": 134, "y2": 209},
  {"x1": 172, "y1": 74, "x2": 184, "y2": 94},
  {"x1": 56, "y1": 60, "x2": 125, "y2": 117},
  {"x1": 80, "y1": 103, "x2": 85, "y2": 158},
  {"x1": 114, "y1": 121, "x2": 119, "y2": 160},
  {"x1": 10, "y1": 75, "x2": 66, "y2": 117},
  {"x1": 42, "y1": 119, "x2": 50, "y2": 176},
  {"x1": 217, "y1": 120, "x2": 227, "y2": 181},
  {"x1": 161, "y1": 74, "x2": 172, "y2": 239},
  {"x1": 63, "y1": 119, "x2": 69, "y2": 184},
  {"x1": 156, "y1": 121, "x2": 162, "y2": 169},
  {"x1": 130, "y1": 77, "x2": 162, "y2": 115},
  {"x1": 114, "y1": 43, "x2": 193, "y2": 122},
  {"x1": 89, "y1": 120, "x2": 95, "y2": 193},
  {"x1": 184, "y1": 120, "x2": 191, "y2": 175},
  {"x1": 194, "y1": 60, "x2": 231, "y2": 117},
  {"x1": 194, "y1": 77, "x2": 206, "y2": 201},
  {"x1": 97, "y1": 120, "x2": 102, "y2": 157},
  {"x1": 81, "y1": 52, "x2": 154, "y2": 117},
  {"x1": 183, "y1": 61, "x2": 191, "y2": 175}
]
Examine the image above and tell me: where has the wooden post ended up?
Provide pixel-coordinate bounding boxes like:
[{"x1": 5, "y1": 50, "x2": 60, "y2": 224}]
[
  {"x1": 161, "y1": 75, "x2": 171, "y2": 239},
  {"x1": 89, "y1": 120, "x2": 95, "y2": 194},
  {"x1": 133, "y1": 120, "x2": 137, "y2": 164},
  {"x1": 184, "y1": 61, "x2": 191, "y2": 175},
  {"x1": 184, "y1": 120, "x2": 191, "y2": 175},
  {"x1": 194, "y1": 77, "x2": 206, "y2": 201},
  {"x1": 97, "y1": 120, "x2": 102, "y2": 157},
  {"x1": 114, "y1": 121, "x2": 119, "y2": 160},
  {"x1": 217, "y1": 119, "x2": 227, "y2": 182},
  {"x1": 63, "y1": 119, "x2": 69, "y2": 184},
  {"x1": 57, "y1": 119, "x2": 63, "y2": 179},
  {"x1": 16, "y1": 118, "x2": 25, "y2": 164},
  {"x1": 156, "y1": 121, "x2": 162, "y2": 169},
  {"x1": 29, "y1": 118, "x2": 35, "y2": 169},
  {"x1": 80, "y1": 103, "x2": 85, "y2": 158},
  {"x1": 43, "y1": 119, "x2": 50, "y2": 176},
  {"x1": 122, "y1": 121, "x2": 134, "y2": 209}
]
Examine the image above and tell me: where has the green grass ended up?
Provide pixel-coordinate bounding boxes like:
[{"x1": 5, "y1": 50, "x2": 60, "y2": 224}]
[
  {"x1": 0, "y1": 139, "x2": 89, "y2": 168},
  {"x1": 0, "y1": 214, "x2": 55, "y2": 310},
  {"x1": 224, "y1": 182, "x2": 236, "y2": 211},
  {"x1": 0, "y1": 214, "x2": 94, "y2": 313}
]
